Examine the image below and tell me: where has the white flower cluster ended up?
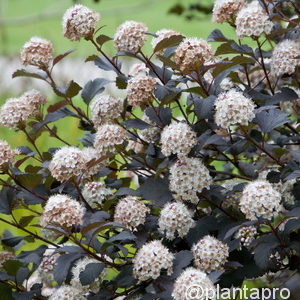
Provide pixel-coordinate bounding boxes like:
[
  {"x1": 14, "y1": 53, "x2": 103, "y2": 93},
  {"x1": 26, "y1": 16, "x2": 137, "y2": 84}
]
[
  {"x1": 81, "y1": 147, "x2": 108, "y2": 179},
  {"x1": 133, "y1": 240, "x2": 174, "y2": 282},
  {"x1": 221, "y1": 180, "x2": 242, "y2": 210},
  {"x1": 220, "y1": 77, "x2": 234, "y2": 91},
  {"x1": 212, "y1": 0, "x2": 246, "y2": 23},
  {"x1": 49, "y1": 285, "x2": 86, "y2": 300},
  {"x1": 239, "y1": 180, "x2": 283, "y2": 220},
  {"x1": 214, "y1": 89, "x2": 256, "y2": 129},
  {"x1": 0, "y1": 90, "x2": 47, "y2": 128},
  {"x1": 152, "y1": 29, "x2": 181, "y2": 51},
  {"x1": 94, "y1": 124, "x2": 127, "y2": 152},
  {"x1": 40, "y1": 194, "x2": 85, "y2": 230},
  {"x1": 174, "y1": 37, "x2": 215, "y2": 73},
  {"x1": 0, "y1": 140, "x2": 20, "y2": 168},
  {"x1": 236, "y1": 226, "x2": 257, "y2": 248},
  {"x1": 0, "y1": 251, "x2": 15, "y2": 268},
  {"x1": 169, "y1": 157, "x2": 212, "y2": 204},
  {"x1": 140, "y1": 114, "x2": 160, "y2": 143},
  {"x1": 127, "y1": 139, "x2": 145, "y2": 154},
  {"x1": 71, "y1": 256, "x2": 106, "y2": 293},
  {"x1": 271, "y1": 40, "x2": 300, "y2": 76},
  {"x1": 158, "y1": 201, "x2": 195, "y2": 240},
  {"x1": 114, "y1": 196, "x2": 150, "y2": 230},
  {"x1": 258, "y1": 168, "x2": 297, "y2": 205},
  {"x1": 82, "y1": 181, "x2": 113, "y2": 209},
  {"x1": 114, "y1": 21, "x2": 148, "y2": 53},
  {"x1": 160, "y1": 121, "x2": 197, "y2": 157},
  {"x1": 127, "y1": 75, "x2": 156, "y2": 107},
  {"x1": 235, "y1": 1, "x2": 273, "y2": 38},
  {"x1": 23, "y1": 89, "x2": 47, "y2": 109},
  {"x1": 21, "y1": 37, "x2": 53, "y2": 67},
  {"x1": 192, "y1": 235, "x2": 229, "y2": 273},
  {"x1": 49, "y1": 146, "x2": 107, "y2": 182},
  {"x1": 49, "y1": 147, "x2": 86, "y2": 182},
  {"x1": 90, "y1": 95, "x2": 123, "y2": 127},
  {"x1": 38, "y1": 249, "x2": 60, "y2": 286},
  {"x1": 62, "y1": 5, "x2": 100, "y2": 41},
  {"x1": 282, "y1": 179, "x2": 297, "y2": 205},
  {"x1": 128, "y1": 63, "x2": 149, "y2": 77},
  {"x1": 172, "y1": 267, "x2": 216, "y2": 300}
]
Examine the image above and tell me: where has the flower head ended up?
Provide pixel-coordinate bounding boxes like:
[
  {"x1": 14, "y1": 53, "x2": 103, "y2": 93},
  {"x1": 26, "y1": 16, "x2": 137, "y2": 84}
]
[
  {"x1": 174, "y1": 38, "x2": 215, "y2": 73},
  {"x1": 40, "y1": 194, "x2": 85, "y2": 230},
  {"x1": 114, "y1": 196, "x2": 150, "y2": 230},
  {"x1": 81, "y1": 147, "x2": 108, "y2": 179},
  {"x1": 133, "y1": 240, "x2": 174, "y2": 282},
  {"x1": 21, "y1": 37, "x2": 53, "y2": 67},
  {"x1": 127, "y1": 75, "x2": 156, "y2": 107},
  {"x1": 158, "y1": 201, "x2": 195, "y2": 240},
  {"x1": 0, "y1": 90, "x2": 46, "y2": 129},
  {"x1": 49, "y1": 147, "x2": 86, "y2": 182},
  {"x1": 172, "y1": 267, "x2": 216, "y2": 300},
  {"x1": 169, "y1": 157, "x2": 212, "y2": 204},
  {"x1": 38, "y1": 248, "x2": 60, "y2": 286},
  {"x1": 82, "y1": 181, "x2": 113, "y2": 209},
  {"x1": 192, "y1": 235, "x2": 229, "y2": 272},
  {"x1": 49, "y1": 285, "x2": 86, "y2": 300},
  {"x1": 235, "y1": 1, "x2": 273, "y2": 38},
  {"x1": 0, "y1": 140, "x2": 20, "y2": 168},
  {"x1": 114, "y1": 21, "x2": 148, "y2": 53},
  {"x1": 0, "y1": 251, "x2": 15, "y2": 268},
  {"x1": 160, "y1": 121, "x2": 197, "y2": 157},
  {"x1": 94, "y1": 124, "x2": 127, "y2": 152},
  {"x1": 63, "y1": 5, "x2": 100, "y2": 41},
  {"x1": 215, "y1": 89, "x2": 255, "y2": 129},
  {"x1": 90, "y1": 95, "x2": 123, "y2": 127},
  {"x1": 271, "y1": 40, "x2": 300, "y2": 76},
  {"x1": 240, "y1": 180, "x2": 283, "y2": 220},
  {"x1": 128, "y1": 63, "x2": 149, "y2": 77},
  {"x1": 212, "y1": 0, "x2": 246, "y2": 23},
  {"x1": 236, "y1": 226, "x2": 257, "y2": 248}
]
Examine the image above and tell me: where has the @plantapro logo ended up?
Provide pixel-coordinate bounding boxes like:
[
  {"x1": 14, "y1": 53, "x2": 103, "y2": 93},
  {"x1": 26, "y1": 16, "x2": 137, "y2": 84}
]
[{"x1": 186, "y1": 284, "x2": 215, "y2": 300}]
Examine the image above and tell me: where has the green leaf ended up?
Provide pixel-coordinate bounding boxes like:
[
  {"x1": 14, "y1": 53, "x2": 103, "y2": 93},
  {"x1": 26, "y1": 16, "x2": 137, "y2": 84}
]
[
  {"x1": 52, "y1": 49, "x2": 75, "y2": 67},
  {"x1": 96, "y1": 34, "x2": 112, "y2": 46},
  {"x1": 0, "y1": 187, "x2": 15, "y2": 215},
  {"x1": 153, "y1": 34, "x2": 184, "y2": 53},
  {"x1": 12, "y1": 69, "x2": 47, "y2": 80},
  {"x1": 81, "y1": 78, "x2": 110, "y2": 104},
  {"x1": 115, "y1": 75, "x2": 127, "y2": 89},
  {"x1": 255, "y1": 108, "x2": 289, "y2": 133},
  {"x1": 207, "y1": 29, "x2": 230, "y2": 42},
  {"x1": 3, "y1": 260, "x2": 23, "y2": 276},
  {"x1": 18, "y1": 216, "x2": 35, "y2": 227},
  {"x1": 138, "y1": 177, "x2": 173, "y2": 207},
  {"x1": 66, "y1": 80, "x2": 82, "y2": 98},
  {"x1": 79, "y1": 263, "x2": 105, "y2": 286},
  {"x1": 122, "y1": 118, "x2": 152, "y2": 130}
]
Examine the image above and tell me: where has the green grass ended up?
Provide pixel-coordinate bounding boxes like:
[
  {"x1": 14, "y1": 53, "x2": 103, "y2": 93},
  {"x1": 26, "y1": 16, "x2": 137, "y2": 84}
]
[{"x1": 1, "y1": 0, "x2": 234, "y2": 56}]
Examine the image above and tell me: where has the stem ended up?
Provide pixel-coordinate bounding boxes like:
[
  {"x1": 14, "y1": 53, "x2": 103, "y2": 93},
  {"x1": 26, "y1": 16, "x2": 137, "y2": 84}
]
[
  {"x1": 0, "y1": 217, "x2": 58, "y2": 247},
  {"x1": 256, "y1": 39, "x2": 274, "y2": 94},
  {"x1": 44, "y1": 124, "x2": 71, "y2": 146},
  {"x1": 240, "y1": 126, "x2": 283, "y2": 167},
  {"x1": 90, "y1": 38, "x2": 123, "y2": 75},
  {"x1": 22, "y1": 128, "x2": 43, "y2": 161}
]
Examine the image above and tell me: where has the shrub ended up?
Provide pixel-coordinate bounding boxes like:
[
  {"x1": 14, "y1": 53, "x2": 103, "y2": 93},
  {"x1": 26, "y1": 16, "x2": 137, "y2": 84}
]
[{"x1": 0, "y1": 1, "x2": 299, "y2": 299}]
